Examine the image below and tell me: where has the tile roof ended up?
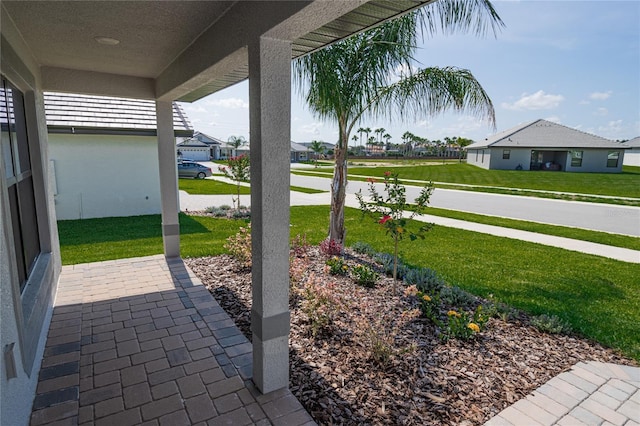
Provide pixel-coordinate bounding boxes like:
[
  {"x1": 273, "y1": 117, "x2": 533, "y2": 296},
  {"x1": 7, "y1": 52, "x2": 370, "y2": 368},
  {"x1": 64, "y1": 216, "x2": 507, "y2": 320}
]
[
  {"x1": 44, "y1": 92, "x2": 193, "y2": 136},
  {"x1": 466, "y1": 119, "x2": 624, "y2": 150}
]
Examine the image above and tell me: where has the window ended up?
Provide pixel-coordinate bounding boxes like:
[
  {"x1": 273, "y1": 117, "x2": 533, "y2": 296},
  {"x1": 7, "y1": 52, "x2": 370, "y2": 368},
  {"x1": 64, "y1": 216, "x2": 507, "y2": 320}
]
[
  {"x1": 1, "y1": 77, "x2": 41, "y2": 293},
  {"x1": 503, "y1": 149, "x2": 511, "y2": 160},
  {"x1": 570, "y1": 150, "x2": 583, "y2": 167},
  {"x1": 607, "y1": 151, "x2": 620, "y2": 168}
]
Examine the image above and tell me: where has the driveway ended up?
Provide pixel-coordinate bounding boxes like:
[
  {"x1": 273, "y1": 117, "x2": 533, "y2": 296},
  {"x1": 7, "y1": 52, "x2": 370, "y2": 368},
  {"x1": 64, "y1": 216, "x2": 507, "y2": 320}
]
[{"x1": 289, "y1": 174, "x2": 640, "y2": 237}]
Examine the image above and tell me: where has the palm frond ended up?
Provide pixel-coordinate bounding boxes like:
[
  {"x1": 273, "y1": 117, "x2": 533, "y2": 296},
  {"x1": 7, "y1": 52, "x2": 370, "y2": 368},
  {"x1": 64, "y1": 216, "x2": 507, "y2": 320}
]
[
  {"x1": 418, "y1": 0, "x2": 505, "y2": 38},
  {"x1": 368, "y1": 66, "x2": 496, "y2": 129}
]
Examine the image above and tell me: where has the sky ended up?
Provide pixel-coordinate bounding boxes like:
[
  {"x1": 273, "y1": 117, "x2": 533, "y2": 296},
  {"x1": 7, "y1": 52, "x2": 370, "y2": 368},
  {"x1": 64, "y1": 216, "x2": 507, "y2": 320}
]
[{"x1": 179, "y1": 1, "x2": 640, "y2": 146}]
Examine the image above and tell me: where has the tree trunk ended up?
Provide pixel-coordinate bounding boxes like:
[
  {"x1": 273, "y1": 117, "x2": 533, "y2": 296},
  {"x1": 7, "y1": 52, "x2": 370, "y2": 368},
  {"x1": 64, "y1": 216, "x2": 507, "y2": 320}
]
[{"x1": 328, "y1": 132, "x2": 348, "y2": 245}]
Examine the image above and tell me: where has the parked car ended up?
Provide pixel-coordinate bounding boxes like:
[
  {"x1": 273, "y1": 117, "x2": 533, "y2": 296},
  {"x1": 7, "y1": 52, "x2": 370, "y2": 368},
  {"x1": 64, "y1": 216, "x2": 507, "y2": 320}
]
[{"x1": 178, "y1": 161, "x2": 212, "y2": 179}]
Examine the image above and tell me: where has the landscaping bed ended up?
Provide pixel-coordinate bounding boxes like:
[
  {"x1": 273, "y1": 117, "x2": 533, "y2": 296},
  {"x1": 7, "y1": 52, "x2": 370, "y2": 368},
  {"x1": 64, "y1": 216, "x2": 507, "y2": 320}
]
[{"x1": 185, "y1": 246, "x2": 634, "y2": 426}]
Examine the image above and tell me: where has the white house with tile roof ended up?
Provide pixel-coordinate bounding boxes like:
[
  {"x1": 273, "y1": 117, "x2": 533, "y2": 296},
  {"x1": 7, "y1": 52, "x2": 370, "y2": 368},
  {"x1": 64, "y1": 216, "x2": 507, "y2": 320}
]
[
  {"x1": 45, "y1": 92, "x2": 193, "y2": 219},
  {"x1": 466, "y1": 119, "x2": 627, "y2": 173},
  {"x1": 622, "y1": 137, "x2": 640, "y2": 167}
]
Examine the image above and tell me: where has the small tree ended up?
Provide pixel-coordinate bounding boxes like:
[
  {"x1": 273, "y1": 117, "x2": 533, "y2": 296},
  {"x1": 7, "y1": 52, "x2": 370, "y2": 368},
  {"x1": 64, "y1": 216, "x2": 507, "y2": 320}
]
[
  {"x1": 309, "y1": 140, "x2": 326, "y2": 167},
  {"x1": 356, "y1": 171, "x2": 434, "y2": 291},
  {"x1": 219, "y1": 154, "x2": 250, "y2": 210}
]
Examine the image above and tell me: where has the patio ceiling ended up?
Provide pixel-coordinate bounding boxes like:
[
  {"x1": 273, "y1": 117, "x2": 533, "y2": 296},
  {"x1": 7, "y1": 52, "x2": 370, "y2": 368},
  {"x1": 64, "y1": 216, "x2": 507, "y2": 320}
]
[{"x1": 1, "y1": 0, "x2": 432, "y2": 102}]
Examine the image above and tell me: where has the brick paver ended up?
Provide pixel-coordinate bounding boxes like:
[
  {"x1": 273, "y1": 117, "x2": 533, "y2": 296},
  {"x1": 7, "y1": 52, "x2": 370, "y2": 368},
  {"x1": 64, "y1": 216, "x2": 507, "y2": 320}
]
[
  {"x1": 30, "y1": 255, "x2": 314, "y2": 425},
  {"x1": 485, "y1": 361, "x2": 640, "y2": 426}
]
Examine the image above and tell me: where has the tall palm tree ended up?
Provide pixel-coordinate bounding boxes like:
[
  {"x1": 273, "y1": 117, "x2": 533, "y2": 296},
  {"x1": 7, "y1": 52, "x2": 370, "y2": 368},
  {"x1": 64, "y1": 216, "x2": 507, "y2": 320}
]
[
  {"x1": 227, "y1": 135, "x2": 247, "y2": 157},
  {"x1": 357, "y1": 127, "x2": 366, "y2": 149},
  {"x1": 294, "y1": 1, "x2": 503, "y2": 245},
  {"x1": 375, "y1": 127, "x2": 386, "y2": 144}
]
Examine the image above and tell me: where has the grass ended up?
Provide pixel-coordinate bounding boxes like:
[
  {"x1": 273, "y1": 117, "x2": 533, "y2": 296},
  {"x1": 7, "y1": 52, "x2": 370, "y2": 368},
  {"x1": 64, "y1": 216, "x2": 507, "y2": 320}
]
[
  {"x1": 58, "y1": 207, "x2": 640, "y2": 360},
  {"x1": 179, "y1": 179, "x2": 325, "y2": 195},
  {"x1": 344, "y1": 163, "x2": 640, "y2": 198},
  {"x1": 421, "y1": 207, "x2": 640, "y2": 251},
  {"x1": 179, "y1": 178, "x2": 250, "y2": 195}
]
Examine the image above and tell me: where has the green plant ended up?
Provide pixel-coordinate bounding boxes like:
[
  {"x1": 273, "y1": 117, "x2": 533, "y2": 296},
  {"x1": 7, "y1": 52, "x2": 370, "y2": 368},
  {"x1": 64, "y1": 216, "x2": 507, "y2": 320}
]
[
  {"x1": 219, "y1": 154, "x2": 250, "y2": 210},
  {"x1": 531, "y1": 314, "x2": 572, "y2": 335},
  {"x1": 224, "y1": 222, "x2": 252, "y2": 268},
  {"x1": 300, "y1": 274, "x2": 344, "y2": 336},
  {"x1": 351, "y1": 241, "x2": 377, "y2": 256},
  {"x1": 291, "y1": 233, "x2": 311, "y2": 258},
  {"x1": 356, "y1": 171, "x2": 434, "y2": 287},
  {"x1": 443, "y1": 306, "x2": 488, "y2": 341},
  {"x1": 403, "y1": 285, "x2": 441, "y2": 326},
  {"x1": 325, "y1": 256, "x2": 349, "y2": 276},
  {"x1": 440, "y1": 285, "x2": 477, "y2": 311},
  {"x1": 403, "y1": 267, "x2": 445, "y2": 295},
  {"x1": 351, "y1": 264, "x2": 379, "y2": 288}
]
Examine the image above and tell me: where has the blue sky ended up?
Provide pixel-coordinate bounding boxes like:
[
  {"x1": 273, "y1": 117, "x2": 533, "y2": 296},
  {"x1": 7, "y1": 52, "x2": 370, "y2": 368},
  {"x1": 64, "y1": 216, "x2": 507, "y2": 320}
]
[{"x1": 180, "y1": 1, "x2": 640, "y2": 145}]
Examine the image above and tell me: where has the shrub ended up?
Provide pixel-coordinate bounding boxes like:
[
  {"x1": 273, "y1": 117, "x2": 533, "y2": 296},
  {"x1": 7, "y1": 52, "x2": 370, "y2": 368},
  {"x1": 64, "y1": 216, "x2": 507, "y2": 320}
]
[
  {"x1": 351, "y1": 241, "x2": 376, "y2": 256},
  {"x1": 325, "y1": 256, "x2": 349, "y2": 276},
  {"x1": 224, "y1": 223, "x2": 252, "y2": 268},
  {"x1": 442, "y1": 306, "x2": 488, "y2": 341},
  {"x1": 531, "y1": 314, "x2": 572, "y2": 334},
  {"x1": 300, "y1": 274, "x2": 343, "y2": 336},
  {"x1": 351, "y1": 264, "x2": 379, "y2": 288},
  {"x1": 404, "y1": 285, "x2": 441, "y2": 325},
  {"x1": 291, "y1": 234, "x2": 311, "y2": 258},
  {"x1": 320, "y1": 238, "x2": 342, "y2": 257},
  {"x1": 440, "y1": 285, "x2": 477, "y2": 310},
  {"x1": 403, "y1": 267, "x2": 445, "y2": 295}
]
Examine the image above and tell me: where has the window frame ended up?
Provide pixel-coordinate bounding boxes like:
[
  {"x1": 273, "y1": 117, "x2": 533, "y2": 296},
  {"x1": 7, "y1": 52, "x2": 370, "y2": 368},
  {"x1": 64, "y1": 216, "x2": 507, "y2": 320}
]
[
  {"x1": 570, "y1": 150, "x2": 583, "y2": 167},
  {"x1": 607, "y1": 150, "x2": 620, "y2": 168},
  {"x1": 502, "y1": 149, "x2": 511, "y2": 160}
]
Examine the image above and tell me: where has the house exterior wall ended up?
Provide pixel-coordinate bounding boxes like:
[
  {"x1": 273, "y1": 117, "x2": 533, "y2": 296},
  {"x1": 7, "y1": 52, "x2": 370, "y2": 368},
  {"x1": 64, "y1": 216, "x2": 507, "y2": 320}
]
[
  {"x1": 466, "y1": 149, "x2": 491, "y2": 169},
  {"x1": 564, "y1": 149, "x2": 624, "y2": 173},
  {"x1": 488, "y1": 148, "x2": 531, "y2": 170},
  {"x1": 1, "y1": 31, "x2": 61, "y2": 426},
  {"x1": 48, "y1": 134, "x2": 162, "y2": 220},
  {"x1": 623, "y1": 149, "x2": 640, "y2": 167}
]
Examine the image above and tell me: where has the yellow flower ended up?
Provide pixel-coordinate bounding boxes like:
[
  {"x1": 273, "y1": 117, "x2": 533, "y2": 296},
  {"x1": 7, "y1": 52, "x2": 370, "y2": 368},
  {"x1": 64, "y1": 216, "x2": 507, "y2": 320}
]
[
  {"x1": 422, "y1": 295, "x2": 431, "y2": 302},
  {"x1": 467, "y1": 323, "x2": 480, "y2": 333},
  {"x1": 396, "y1": 227, "x2": 404, "y2": 234},
  {"x1": 447, "y1": 310, "x2": 457, "y2": 317}
]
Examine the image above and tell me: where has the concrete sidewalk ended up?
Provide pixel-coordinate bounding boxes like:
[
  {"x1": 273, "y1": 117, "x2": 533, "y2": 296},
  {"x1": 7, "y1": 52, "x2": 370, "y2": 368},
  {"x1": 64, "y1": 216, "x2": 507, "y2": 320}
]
[{"x1": 179, "y1": 189, "x2": 640, "y2": 264}]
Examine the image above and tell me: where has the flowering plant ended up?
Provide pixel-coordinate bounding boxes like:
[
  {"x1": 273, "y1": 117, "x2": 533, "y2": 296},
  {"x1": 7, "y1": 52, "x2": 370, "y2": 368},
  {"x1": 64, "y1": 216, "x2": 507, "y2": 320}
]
[
  {"x1": 325, "y1": 256, "x2": 349, "y2": 276},
  {"x1": 404, "y1": 285, "x2": 440, "y2": 325},
  {"x1": 219, "y1": 154, "x2": 250, "y2": 210},
  {"x1": 443, "y1": 306, "x2": 488, "y2": 341},
  {"x1": 356, "y1": 171, "x2": 434, "y2": 288}
]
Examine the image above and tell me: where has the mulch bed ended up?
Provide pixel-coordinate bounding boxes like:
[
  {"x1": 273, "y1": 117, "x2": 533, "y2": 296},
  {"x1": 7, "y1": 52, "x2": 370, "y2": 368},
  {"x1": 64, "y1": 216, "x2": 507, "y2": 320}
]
[{"x1": 185, "y1": 247, "x2": 635, "y2": 425}]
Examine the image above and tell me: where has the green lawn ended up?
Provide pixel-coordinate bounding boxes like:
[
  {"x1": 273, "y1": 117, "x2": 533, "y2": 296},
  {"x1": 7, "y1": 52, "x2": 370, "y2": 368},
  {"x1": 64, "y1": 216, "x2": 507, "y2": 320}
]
[
  {"x1": 58, "y1": 207, "x2": 640, "y2": 360},
  {"x1": 179, "y1": 178, "x2": 250, "y2": 195}
]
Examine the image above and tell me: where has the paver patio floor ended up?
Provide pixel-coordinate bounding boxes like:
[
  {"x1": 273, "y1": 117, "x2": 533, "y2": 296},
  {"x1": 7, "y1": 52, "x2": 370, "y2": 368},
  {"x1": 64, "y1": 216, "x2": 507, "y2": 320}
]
[{"x1": 30, "y1": 255, "x2": 314, "y2": 426}]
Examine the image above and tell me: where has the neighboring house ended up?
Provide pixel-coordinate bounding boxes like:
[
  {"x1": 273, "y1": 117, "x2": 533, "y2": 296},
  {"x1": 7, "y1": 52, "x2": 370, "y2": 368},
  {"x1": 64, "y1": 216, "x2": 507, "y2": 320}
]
[
  {"x1": 45, "y1": 92, "x2": 193, "y2": 219},
  {"x1": 622, "y1": 137, "x2": 640, "y2": 167},
  {"x1": 466, "y1": 119, "x2": 627, "y2": 173},
  {"x1": 178, "y1": 130, "x2": 224, "y2": 160},
  {"x1": 1, "y1": 3, "x2": 435, "y2": 424},
  {"x1": 219, "y1": 141, "x2": 250, "y2": 159},
  {"x1": 299, "y1": 141, "x2": 335, "y2": 154},
  {"x1": 290, "y1": 141, "x2": 310, "y2": 162}
]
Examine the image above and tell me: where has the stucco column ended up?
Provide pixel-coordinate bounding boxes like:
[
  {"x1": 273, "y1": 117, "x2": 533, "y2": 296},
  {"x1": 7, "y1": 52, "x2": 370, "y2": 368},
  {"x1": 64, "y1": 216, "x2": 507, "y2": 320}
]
[
  {"x1": 156, "y1": 100, "x2": 180, "y2": 258},
  {"x1": 248, "y1": 36, "x2": 291, "y2": 394}
]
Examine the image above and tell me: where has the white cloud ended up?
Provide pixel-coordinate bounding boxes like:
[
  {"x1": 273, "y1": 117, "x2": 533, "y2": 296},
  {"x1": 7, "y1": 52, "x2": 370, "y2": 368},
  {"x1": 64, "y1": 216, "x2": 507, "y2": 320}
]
[
  {"x1": 298, "y1": 121, "x2": 323, "y2": 135},
  {"x1": 389, "y1": 63, "x2": 419, "y2": 83},
  {"x1": 544, "y1": 115, "x2": 561, "y2": 123},
  {"x1": 501, "y1": 90, "x2": 564, "y2": 110},
  {"x1": 182, "y1": 105, "x2": 208, "y2": 113},
  {"x1": 589, "y1": 91, "x2": 612, "y2": 101},
  {"x1": 206, "y1": 97, "x2": 249, "y2": 109},
  {"x1": 599, "y1": 120, "x2": 623, "y2": 133},
  {"x1": 594, "y1": 107, "x2": 608, "y2": 116}
]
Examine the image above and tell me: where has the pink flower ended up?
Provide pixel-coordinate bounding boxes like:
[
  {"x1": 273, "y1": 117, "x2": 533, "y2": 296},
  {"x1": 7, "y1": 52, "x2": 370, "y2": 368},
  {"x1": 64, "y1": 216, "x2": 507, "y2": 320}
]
[
  {"x1": 379, "y1": 215, "x2": 391, "y2": 224},
  {"x1": 384, "y1": 171, "x2": 391, "y2": 177},
  {"x1": 366, "y1": 177, "x2": 377, "y2": 183}
]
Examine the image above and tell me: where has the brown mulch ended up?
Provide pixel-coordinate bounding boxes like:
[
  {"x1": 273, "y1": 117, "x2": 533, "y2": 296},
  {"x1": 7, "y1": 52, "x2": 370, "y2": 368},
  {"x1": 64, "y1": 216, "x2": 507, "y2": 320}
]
[{"x1": 185, "y1": 248, "x2": 635, "y2": 426}]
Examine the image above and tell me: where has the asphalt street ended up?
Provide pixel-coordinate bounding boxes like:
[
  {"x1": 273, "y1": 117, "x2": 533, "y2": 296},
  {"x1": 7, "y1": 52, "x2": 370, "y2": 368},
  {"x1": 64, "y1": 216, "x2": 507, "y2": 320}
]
[{"x1": 289, "y1": 173, "x2": 640, "y2": 237}]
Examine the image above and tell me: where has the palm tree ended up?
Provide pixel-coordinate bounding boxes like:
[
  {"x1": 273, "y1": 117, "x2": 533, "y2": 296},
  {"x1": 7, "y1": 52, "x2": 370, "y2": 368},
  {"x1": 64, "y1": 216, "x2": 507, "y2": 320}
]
[
  {"x1": 309, "y1": 140, "x2": 325, "y2": 167},
  {"x1": 227, "y1": 135, "x2": 247, "y2": 157},
  {"x1": 357, "y1": 127, "x2": 367, "y2": 149},
  {"x1": 294, "y1": 1, "x2": 502, "y2": 245},
  {"x1": 375, "y1": 127, "x2": 386, "y2": 145}
]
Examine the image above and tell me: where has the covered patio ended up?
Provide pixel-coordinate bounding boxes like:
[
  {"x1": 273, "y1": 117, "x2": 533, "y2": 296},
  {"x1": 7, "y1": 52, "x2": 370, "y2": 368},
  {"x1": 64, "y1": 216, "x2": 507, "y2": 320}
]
[{"x1": 30, "y1": 255, "x2": 313, "y2": 425}]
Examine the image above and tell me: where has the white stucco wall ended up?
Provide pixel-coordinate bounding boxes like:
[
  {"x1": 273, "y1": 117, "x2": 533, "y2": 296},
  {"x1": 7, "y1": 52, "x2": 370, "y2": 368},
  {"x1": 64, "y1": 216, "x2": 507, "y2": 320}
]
[
  {"x1": 48, "y1": 134, "x2": 162, "y2": 219},
  {"x1": 623, "y1": 149, "x2": 640, "y2": 167}
]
